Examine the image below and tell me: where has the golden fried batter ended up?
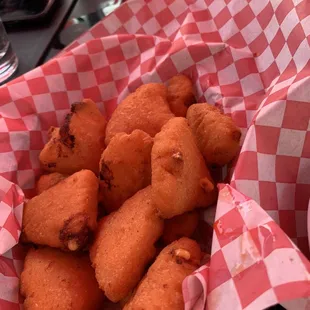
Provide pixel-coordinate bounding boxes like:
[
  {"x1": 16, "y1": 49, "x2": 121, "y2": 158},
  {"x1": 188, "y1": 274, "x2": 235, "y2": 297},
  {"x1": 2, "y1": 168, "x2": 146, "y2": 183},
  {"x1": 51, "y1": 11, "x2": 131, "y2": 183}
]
[
  {"x1": 187, "y1": 103, "x2": 241, "y2": 166},
  {"x1": 90, "y1": 186, "x2": 164, "y2": 302},
  {"x1": 162, "y1": 211, "x2": 199, "y2": 244},
  {"x1": 124, "y1": 238, "x2": 201, "y2": 310},
  {"x1": 167, "y1": 75, "x2": 195, "y2": 117},
  {"x1": 99, "y1": 130, "x2": 153, "y2": 213},
  {"x1": 151, "y1": 117, "x2": 217, "y2": 218},
  {"x1": 39, "y1": 99, "x2": 106, "y2": 174},
  {"x1": 22, "y1": 170, "x2": 98, "y2": 251},
  {"x1": 36, "y1": 172, "x2": 68, "y2": 195},
  {"x1": 105, "y1": 84, "x2": 174, "y2": 145},
  {"x1": 21, "y1": 247, "x2": 104, "y2": 310}
]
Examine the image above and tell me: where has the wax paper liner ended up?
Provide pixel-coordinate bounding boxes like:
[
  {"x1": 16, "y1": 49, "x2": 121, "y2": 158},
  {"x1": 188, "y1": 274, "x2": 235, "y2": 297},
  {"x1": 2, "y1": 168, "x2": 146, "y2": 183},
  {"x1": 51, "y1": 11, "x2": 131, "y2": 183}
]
[{"x1": 0, "y1": 0, "x2": 310, "y2": 309}]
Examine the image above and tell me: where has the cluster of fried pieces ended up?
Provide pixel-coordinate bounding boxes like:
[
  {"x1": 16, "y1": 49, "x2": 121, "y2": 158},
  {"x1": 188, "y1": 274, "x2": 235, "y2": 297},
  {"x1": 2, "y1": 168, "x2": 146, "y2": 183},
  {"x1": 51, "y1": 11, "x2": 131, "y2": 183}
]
[{"x1": 20, "y1": 75, "x2": 241, "y2": 310}]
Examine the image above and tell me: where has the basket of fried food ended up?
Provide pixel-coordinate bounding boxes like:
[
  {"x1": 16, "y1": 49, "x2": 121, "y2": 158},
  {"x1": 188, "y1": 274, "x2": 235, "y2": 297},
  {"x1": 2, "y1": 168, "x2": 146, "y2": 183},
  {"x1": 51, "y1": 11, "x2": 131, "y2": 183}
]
[{"x1": 20, "y1": 75, "x2": 241, "y2": 310}]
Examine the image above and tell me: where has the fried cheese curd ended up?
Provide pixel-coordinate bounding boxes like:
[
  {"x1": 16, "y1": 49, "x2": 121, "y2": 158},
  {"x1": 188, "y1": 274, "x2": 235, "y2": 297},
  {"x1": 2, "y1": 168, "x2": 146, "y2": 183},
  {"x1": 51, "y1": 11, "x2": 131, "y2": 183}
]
[
  {"x1": 105, "y1": 83, "x2": 174, "y2": 145},
  {"x1": 167, "y1": 75, "x2": 195, "y2": 117},
  {"x1": 20, "y1": 247, "x2": 104, "y2": 310},
  {"x1": 187, "y1": 103, "x2": 241, "y2": 166},
  {"x1": 90, "y1": 186, "x2": 164, "y2": 302},
  {"x1": 39, "y1": 99, "x2": 106, "y2": 174},
  {"x1": 22, "y1": 170, "x2": 98, "y2": 251},
  {"x1": 124, "y1": 238, "x2": 201, "y2": 310},
  {"x1": 162, "y1": 211, "x2": 199, "y2": 244},
  {"x1": 151, "y1": 117, "x2": 217, "y2": 219},
  {"x1": 36, "y1": 172, "x2": 68, "y2": 195},
  {"x1": 99, "y1": 129, "x2": 153, "y2": 213}
]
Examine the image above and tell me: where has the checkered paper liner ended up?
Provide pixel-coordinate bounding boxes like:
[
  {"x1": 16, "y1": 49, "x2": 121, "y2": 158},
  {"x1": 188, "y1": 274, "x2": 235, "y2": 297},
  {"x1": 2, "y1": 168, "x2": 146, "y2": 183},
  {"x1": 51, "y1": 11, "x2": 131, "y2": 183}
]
[
  {"x1": 0, "y1": 0, "x2": 309, "y2": 309},
  {"x1": 183, "y1": 185, "x2": 310, "y2": 310}
]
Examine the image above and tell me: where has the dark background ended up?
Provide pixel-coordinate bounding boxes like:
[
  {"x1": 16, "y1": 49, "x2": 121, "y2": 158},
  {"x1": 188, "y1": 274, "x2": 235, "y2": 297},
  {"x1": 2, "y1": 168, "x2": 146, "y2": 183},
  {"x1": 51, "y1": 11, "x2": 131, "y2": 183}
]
[{"x1": 5, "y1": 0, "x2": 118, "y2": 81}]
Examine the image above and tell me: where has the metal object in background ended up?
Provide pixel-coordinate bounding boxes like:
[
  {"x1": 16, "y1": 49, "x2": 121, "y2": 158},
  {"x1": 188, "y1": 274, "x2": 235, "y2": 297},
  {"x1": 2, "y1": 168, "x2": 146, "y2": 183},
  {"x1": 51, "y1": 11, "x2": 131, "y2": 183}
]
[
  {"x1": 0, "y1": 0, "x2": 56, "y2": 24},
  {"x1": 0, "y1": 20, "x2": 17, "y2": 83},
  {"x1": 57, "y1": 0, "x2": 123, "y2": 49}
]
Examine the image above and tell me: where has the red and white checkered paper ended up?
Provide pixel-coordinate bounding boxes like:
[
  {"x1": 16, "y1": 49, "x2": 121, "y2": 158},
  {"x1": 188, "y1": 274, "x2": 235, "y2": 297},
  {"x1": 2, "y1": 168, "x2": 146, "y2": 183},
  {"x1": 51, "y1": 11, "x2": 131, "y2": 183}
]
[{"x1": 0, "y1": 0, "x2": 309, "y2": 309}]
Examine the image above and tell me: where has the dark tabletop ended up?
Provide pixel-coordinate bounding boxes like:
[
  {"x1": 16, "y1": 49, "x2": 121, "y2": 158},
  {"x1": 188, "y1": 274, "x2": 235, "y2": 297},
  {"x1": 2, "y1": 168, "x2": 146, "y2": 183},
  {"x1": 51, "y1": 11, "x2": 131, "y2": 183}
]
[
  {"x1": 4, "y1": 0, "x2": 121, "y2": 83},
  {"x1": 6, "y1": 0, "x2": 77, "y2": 80}
]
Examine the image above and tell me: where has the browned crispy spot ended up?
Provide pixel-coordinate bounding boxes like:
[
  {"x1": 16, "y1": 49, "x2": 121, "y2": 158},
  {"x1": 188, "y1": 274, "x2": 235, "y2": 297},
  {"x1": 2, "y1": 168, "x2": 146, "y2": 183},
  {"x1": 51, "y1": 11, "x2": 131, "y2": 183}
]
[
  {"x1": 48, "y1": 126, "x2": 57, "y2": 138},
  {"x1": 58, "y1": 102, "x2": 85, "y2": 149},
  {"x1": 99, "y1": 162, "x2": 114, "y2": 190},
  {"x1": 55, "y1": 143, "x2": 69, "y2": 158},
  {"x1": 71, "y1": 102, "x2": 83, "y2": 113},
  {"x1": 59, "y1": 212, "x2": 90, "y2": 251},
  {"x1": 59, "y1": 113, "x2": 75, "y2": 149},
  {"x1": 56, "y1": 144, "x2": 62, "y2": 157},
  {"x1": 47, "y1": 163, "x2": 56, "y2": 168}
]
